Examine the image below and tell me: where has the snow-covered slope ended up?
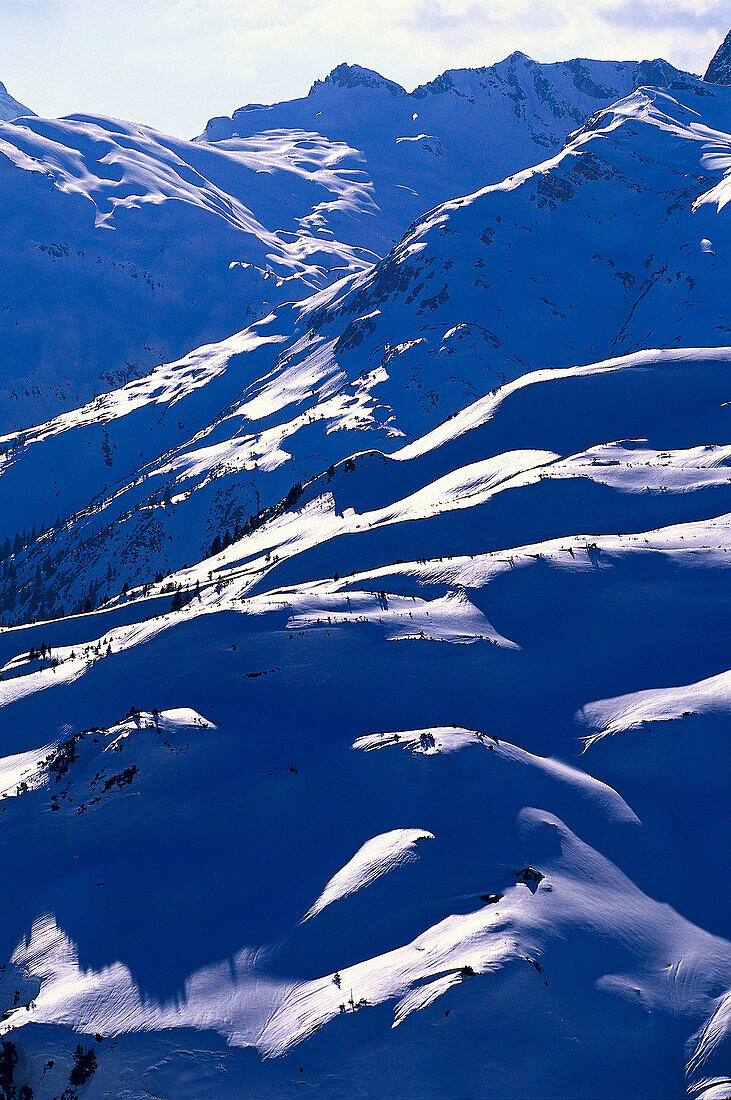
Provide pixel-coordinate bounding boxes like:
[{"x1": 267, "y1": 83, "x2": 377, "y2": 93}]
[
  {"x1": 0, "y1": 113, "x2": 382, "y2": 431},
  {"x1": 0, "y1": 338, "x2": 729, "y2": 1097},
  {"x1": 0, "y1": 45, "x2": 728, "y2": 1100}
]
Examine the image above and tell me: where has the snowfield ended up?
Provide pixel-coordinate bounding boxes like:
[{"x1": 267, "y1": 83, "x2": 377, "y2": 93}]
[{"x1": 0, "y1": 44, "x2": 728, "y2": 1100}]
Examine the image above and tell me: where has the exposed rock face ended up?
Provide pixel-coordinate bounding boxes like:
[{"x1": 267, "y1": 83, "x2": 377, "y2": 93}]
[
  {"x1": 309, "y1": 63, "x2": 406, "y2": 96},
  {"x1": 704, "y1": 29, "x2": 731, "y2": 84}
]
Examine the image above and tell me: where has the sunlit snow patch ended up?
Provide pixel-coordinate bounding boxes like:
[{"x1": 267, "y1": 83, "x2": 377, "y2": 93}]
[
  {"x1": 579, "y1": 668, "x2": 731, "y2": 744},
  {"x1": 353, "y1": 726, "x2": 639, "y2": 824},
  {"x1": 304, "y1": 828, "x2": 435, "y2": 920}
]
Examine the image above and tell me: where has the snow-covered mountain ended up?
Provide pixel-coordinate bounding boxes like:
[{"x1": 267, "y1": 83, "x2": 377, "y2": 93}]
[
  {"x1": 1, "y1": 77, "x2": 727, "y2": 621},
  {"x1": 0, "y1": 53, "x2": 693, "y2": 430},
  {"x1": 0, "y1": 80, "x2": 33, "y2": 122},
  {"x1": 201, "y1": 54, "x2": 692, "y2": 193},
  {"x1": 200, "y1": 54, "x2": 695, "y2": 252},
  {"x1": 705, "y1": 29, "x2": 731, "y2": 84},
  {"x1": 0, "y1": 37, "x2": 729, "y2": 1100}
]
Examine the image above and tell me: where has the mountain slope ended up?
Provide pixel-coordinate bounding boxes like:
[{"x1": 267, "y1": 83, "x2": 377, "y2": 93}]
[{"x1": 0, "y1": 112, "x2": 383, "y2": 431}]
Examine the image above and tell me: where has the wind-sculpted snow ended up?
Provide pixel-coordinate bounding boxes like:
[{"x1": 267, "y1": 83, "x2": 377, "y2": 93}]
[
  {"x1": 579, "y1": 669, "x2": 731, "y2": 742},
  {"x1": 1, "y1": 342, "x2": 730, "y2": 628},
  {"x1": 0, "y1": 326, "x2": 728, "y2": 1095},
  {"x1": 0, "y1": 49, "x2": 729, "y2": 1100},
  {"x1": 353, "y1": 727, "x2": 640, "y2": 824},
  {"x1": 304, "y1": 829, "x2": 435, "y2": 920},
  {"x1": 0, "y1": 116, "x2": 375, "y2": 430}
]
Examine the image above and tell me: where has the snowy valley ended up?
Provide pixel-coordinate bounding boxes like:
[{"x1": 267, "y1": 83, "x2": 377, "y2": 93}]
[{"x1": 0, "y1": 37, "x2": 729, "y2": 1100}]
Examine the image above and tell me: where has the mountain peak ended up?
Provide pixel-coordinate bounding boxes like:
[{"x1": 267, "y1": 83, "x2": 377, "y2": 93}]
[
  {"x1": 704, "y1": 29, "x2": 731, "y2": 84},
  {"x1": 0, "y1": 79, "x2": 34, "y2": 122},
  {"x1": 309, "y1": 63, "x2": 405, "y2": 96}
]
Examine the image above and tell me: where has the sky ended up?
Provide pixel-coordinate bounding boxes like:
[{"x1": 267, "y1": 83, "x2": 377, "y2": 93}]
[{"x1": 0, "y1": 0, "x2": 727, "y2": 136}]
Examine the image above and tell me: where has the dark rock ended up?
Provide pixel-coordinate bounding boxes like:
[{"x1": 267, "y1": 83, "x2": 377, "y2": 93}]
[
  {"x1": 516, "y1": 866, "x2": 544, "y2": 887},
  {"x1": 705, "y1": 30, "x2": 731, "y2": 84}
]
